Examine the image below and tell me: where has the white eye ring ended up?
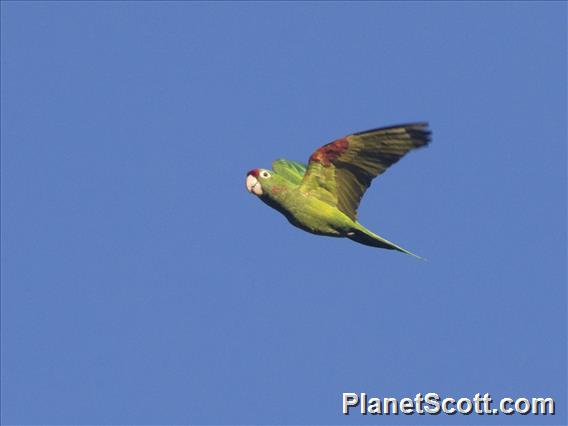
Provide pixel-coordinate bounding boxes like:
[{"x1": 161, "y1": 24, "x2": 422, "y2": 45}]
[{"x1": 260, "y1": 171, "x2": 271, "y2": 179}]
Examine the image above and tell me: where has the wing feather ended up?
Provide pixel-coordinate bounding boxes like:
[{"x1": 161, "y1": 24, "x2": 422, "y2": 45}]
[
  {"x1": 299, "y1": 123, "x2": 431, "y2": 220},
  {"x1": 271, "y1": 159, "x2": 307, "y2": 185}
]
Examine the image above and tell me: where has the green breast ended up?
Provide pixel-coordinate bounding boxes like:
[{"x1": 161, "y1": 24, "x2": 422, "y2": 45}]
[{"x1": 261, "y1": 188, "x2": 354, "y2": 236}]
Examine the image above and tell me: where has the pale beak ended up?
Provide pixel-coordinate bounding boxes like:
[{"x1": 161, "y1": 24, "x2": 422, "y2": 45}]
[{"x1": 246, "y1": 175, "x2": 263, "y2": 196}]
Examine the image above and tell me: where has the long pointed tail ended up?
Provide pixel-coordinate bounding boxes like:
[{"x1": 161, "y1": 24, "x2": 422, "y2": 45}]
[{"x1": 348, "y1": 225, "x2": 423, "y2": 259}]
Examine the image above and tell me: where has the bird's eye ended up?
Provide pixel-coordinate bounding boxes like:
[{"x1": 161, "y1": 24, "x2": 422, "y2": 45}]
[{"x1": 260, "y1": 171, "x2": 271, "y2": 179}]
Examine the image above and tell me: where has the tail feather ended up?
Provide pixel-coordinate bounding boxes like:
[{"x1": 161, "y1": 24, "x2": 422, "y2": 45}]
[{"x1": 348, "y1": 226, "x2": 423, "y2": 259}]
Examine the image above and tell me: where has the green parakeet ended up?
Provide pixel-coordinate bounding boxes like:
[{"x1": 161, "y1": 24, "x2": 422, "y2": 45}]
[{"x1": 246, "y1": 123, "x2": 431, "y2": 258}]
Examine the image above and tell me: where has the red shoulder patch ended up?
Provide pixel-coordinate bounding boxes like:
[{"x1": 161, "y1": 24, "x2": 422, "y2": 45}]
[{"x1": 309, "y1": 137, "x2": 349, "y2": 166}]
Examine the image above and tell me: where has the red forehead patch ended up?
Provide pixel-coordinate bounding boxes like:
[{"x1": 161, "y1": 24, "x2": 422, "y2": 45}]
[
  {"x1": 309, "y1": 137, "x2": 350, "y2": 166},
  {"x1": 247, "y1": 169, "x2": 260, "y2": 177}
]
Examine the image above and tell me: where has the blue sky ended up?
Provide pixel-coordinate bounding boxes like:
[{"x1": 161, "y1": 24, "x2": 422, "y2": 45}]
[{"x1": 1, "y1": 2, "x2": 566, "y2": 425}]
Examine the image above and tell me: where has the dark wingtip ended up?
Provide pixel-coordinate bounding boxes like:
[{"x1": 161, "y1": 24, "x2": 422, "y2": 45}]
[
  {"x1": 353, "y1": 122, "x2": 429, "y2": 135},
  {"x1": 353, "y1": 122, "x2": 431, "y2": 148},
  {"x1": 407, "y1": 125, "x2": 431, "y2": 148}
]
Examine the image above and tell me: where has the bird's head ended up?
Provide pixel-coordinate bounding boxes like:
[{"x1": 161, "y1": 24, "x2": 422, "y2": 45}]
[
  {"x1": 246, "y1": 168, "x2": 290, "y2": 198},
  {"x1": 245, "y1": 168, "x2": 272, "y2": 196}
]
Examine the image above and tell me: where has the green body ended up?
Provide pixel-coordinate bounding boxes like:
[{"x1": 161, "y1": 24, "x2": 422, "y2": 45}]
[
  {"x1": 258, "y1": 172, "x2": 420, "y2": 258},
  {"x1": 263, "y1": 181, "x2": 352, "y2": 235},
  {"x1": 247, "y1": 123, "x2": 431, "y2": 258}
]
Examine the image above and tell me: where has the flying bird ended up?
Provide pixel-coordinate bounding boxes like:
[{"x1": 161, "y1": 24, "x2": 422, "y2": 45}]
[{"x1": 245, "y1": 123, "x2": 431, "y2": 258}]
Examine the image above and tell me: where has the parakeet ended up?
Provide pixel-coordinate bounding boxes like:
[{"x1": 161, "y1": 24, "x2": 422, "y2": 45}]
[{"x1": 245, "y1": 123, "x2": 431, "y2": 258}]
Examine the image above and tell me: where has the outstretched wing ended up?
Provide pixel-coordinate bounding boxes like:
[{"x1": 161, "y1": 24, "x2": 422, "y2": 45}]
[
  {"x1": 272, "y1": 159, "x2": 307, "y2": 185},
  {"x1": 299, "y1": 123, "x2": 431, "y2": 221}
]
